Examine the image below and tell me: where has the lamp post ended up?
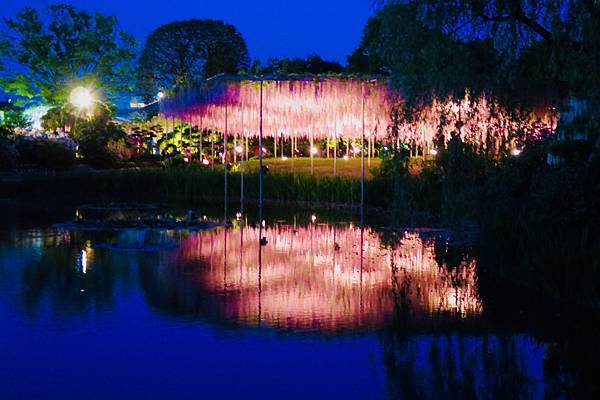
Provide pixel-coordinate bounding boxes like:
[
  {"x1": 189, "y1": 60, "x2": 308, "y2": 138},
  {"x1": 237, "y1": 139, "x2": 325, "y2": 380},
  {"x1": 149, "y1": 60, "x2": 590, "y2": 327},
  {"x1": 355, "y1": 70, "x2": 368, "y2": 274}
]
[{"x1": 156, "y1": 91, "x2": 165, "y2": 155}]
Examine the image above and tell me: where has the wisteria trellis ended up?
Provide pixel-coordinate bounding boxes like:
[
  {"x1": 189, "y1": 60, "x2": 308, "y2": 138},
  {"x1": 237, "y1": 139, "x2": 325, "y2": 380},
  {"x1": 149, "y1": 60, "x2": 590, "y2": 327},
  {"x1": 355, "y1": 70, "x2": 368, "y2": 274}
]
[{"x1": 159, "y1": 75, "x2": 557, "y2": 150}]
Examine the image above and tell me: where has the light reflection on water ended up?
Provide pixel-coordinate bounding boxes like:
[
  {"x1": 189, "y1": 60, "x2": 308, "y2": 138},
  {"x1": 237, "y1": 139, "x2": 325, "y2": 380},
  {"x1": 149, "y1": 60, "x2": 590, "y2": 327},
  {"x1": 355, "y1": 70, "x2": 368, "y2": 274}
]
[
  {"x1": 0, "y1": 212, "x2": 582, "y2": 399},
  {"x1": 171, "y1": 224, "x2": 482, "y2": 331}
]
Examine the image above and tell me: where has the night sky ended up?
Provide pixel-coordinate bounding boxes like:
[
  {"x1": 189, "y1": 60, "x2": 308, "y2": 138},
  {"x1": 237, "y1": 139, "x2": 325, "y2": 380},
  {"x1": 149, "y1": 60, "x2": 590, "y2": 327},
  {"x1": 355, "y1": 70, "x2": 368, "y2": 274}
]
[{"x1": 3, "y1": 0, "x2": 374, "y2": 63}]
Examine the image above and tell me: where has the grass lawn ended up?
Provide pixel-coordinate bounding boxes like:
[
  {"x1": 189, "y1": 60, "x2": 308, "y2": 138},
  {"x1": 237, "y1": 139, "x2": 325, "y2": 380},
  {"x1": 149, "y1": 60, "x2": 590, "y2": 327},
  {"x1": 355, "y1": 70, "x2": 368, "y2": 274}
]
[{"x1": 240, "y1": 157, "x2": 381, "y2": 178}]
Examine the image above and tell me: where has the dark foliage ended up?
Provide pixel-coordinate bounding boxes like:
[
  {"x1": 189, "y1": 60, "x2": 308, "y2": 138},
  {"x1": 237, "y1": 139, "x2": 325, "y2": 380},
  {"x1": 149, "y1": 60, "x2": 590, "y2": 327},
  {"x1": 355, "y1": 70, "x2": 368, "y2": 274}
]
[
  {"x1": 260, "y1": 54, "x2": 345, "y2": 76},
  {"x1": 137, "y1": 19, "x2": 249, "y2": 101},
  {"x1": 16, "y1": 139, "x2": 74, "y2": 169}
]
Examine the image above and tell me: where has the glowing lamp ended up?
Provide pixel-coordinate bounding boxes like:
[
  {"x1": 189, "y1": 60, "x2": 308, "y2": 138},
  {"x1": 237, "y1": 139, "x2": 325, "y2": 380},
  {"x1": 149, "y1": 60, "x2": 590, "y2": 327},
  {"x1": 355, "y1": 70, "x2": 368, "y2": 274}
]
[
  {"x1": 202, "y1": 159, "x2": 210, "y2": 166},
  {"x1": 430, "y1": 149, "x2": 438, "y2": 156},
  {"x1": 69, "y1": 87, "x2": 94, "y2": 110},
  {"x1": 157, "y1": 91, "x2": 165, "y2": 100},
  {"x1": 310, "y1": 146, "x2": 318, "y2": 155},
  {"x1": 311, "y1": 214, "x2": 317, "y2": 223},
  {"x1": 511, "y1": 148, "x2": 522, "y2": 156},
  {"x1": 236, "y1": 212, "x2": 242, "y2": 220}
]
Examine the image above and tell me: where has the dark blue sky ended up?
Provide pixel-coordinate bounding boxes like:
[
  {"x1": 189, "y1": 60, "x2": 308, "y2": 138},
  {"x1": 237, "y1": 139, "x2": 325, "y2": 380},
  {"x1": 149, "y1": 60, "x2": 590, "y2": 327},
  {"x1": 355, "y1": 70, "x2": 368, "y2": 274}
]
[{"x1": 3, "y1": 0, "x2": 375, "y2": 64}]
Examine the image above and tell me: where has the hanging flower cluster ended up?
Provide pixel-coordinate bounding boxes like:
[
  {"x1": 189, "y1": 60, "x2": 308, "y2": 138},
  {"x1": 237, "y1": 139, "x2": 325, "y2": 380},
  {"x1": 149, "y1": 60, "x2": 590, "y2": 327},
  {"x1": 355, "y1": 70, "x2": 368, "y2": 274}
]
[
  {"x1": 160, "y1": 76, "x2": 392, "y2": 141},
  {"x1": 392, "y1": 93, "x2": 557, "y2": 151},
  {"x1": 160, "y1": 76, "x2": 557, "y2": 151}
]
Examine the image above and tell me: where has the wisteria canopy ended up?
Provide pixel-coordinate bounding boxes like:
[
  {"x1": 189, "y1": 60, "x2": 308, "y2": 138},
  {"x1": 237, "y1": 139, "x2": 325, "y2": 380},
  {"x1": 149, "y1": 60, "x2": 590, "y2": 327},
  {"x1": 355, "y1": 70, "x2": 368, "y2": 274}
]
[{"x1": 160, "y1": 75, "x2": 557, "y2": 149}]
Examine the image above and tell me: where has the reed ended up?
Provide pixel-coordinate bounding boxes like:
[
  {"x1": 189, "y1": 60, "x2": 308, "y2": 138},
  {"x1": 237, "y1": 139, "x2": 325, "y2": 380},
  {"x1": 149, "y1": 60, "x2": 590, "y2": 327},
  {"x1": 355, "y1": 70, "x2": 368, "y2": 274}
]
[{"x1": 4, "y1": 167, "x2": 366, "y2": 207}]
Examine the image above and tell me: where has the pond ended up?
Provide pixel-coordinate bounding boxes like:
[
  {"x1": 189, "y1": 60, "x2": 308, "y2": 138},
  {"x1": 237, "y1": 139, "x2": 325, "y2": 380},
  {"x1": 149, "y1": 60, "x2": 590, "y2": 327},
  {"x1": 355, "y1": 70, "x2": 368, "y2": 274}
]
[{"x1": 0, "y1": 201, "x2": 597, "y2": 399}]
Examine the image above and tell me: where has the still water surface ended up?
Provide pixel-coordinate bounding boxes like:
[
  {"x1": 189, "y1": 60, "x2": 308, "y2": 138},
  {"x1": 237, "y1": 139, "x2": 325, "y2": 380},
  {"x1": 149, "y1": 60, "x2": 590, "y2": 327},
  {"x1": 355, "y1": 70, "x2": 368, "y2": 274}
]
[{"x1": 0, "y1": 203, "x2": 594, "y2": 399}]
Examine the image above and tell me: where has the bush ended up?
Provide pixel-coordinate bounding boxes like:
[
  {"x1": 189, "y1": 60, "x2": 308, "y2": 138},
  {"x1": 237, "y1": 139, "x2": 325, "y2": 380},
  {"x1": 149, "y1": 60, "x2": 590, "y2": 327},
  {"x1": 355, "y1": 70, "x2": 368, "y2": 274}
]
[
  {"x1": 0, "y1": 125, "x2": 14, "y2": 139},
  {"x1": 0, "y1": 138, "x2": 18, "y2": 169},
  {"x1": 41, "y1": 106, "x2": 78, "y2": 132},
  {"x1": 16, "y1": 139, "x2": 75, "y2": 169},
  {"x1": 77, "y1": 140, "x2": 120, "y2": 168},
  {"x1": 70, "y1": 113, "x2": 130, "y2": 168},
  {"x1": 163, "y1": 154, "x2": 188, "y2": 168}
]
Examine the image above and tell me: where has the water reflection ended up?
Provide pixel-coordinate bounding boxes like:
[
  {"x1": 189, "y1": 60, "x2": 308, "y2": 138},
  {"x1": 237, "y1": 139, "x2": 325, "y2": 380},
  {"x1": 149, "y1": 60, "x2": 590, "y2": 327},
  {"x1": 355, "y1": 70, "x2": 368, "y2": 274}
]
[
  {"x1": 161, "y1": 224, "x2": 483, "y2": 331},
  {"x1": 0, "y1": 211, "x2": 591, "y2": 399},
  {"x1": 383, "y1": 333, "x2": 557, "y2": 399}
]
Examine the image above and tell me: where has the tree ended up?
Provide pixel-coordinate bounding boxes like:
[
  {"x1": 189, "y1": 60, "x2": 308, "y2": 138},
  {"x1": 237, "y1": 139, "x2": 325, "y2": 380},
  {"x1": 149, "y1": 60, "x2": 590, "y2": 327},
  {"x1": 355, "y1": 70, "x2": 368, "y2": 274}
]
[
  {"x1": 0, "y1": 37, "x2": 8, "y2": 72},
  {"x1": 261, "y1": 54, "x2": 344, "y2": 75},
  {"x1": 137, "y1": 19, "x2": 249, "y2": 100},
  {"x1": 346, "y1": 16, "x2": 390, "y2": 76},
  {"x1": 1, "y1": 4, "x2": 136, "y2": 106},
  {"x1": 376, "y1": 1, "x2": 599, "y2": 97},
  {"x1": 381, "y1": 1, "x2": 584, "y2": 52},
  {"x1": 350, "y1": 3, "x2": 499, "y2": 100}
]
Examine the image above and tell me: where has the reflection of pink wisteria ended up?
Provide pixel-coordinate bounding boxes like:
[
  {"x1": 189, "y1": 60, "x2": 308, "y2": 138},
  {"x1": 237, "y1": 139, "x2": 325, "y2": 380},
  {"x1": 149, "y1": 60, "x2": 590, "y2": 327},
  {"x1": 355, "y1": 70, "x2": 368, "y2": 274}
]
[
  {"x1": 160, "y1": 77, "x2": 556, "y2": 150},
  {"x1": 176, "y1": 224, "x2": 482, "y2": 331}
]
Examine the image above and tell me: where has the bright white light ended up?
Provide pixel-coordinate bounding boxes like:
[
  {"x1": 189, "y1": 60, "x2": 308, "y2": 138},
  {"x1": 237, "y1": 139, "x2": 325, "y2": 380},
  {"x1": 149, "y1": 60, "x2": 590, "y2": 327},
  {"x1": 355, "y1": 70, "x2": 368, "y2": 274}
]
[
  {"x1": 311, "y1": 214, "x2": 317, "y2": 223},
  {"x1": 184, "y1": 157, "x2": 190, "y2": 162},
  {"x1": 352, "y1": 146, "x2": 360, "y2": 154},
  {"x1": 69, "y1": 87, "x2": 94, "y2": 110},
  {"x1": 81, "y1": 250, "x2": 87, "y2": 274},
  {"x1": 511, "y1": 148, "x2": 522, "y2": 156},
  {"x1": 202, "y1": 159, "x2": 210, "y2": 165},
  {"x1": 157, "y1": 91, "x2": 165, "y2": 100},
  {"x1": 236, "y1": 212, "x2": 242, "y2": 220},
  {"x1": 310, "y1": 146, "x2": 318, "y2": 155},
  {"x1": 261, "y1": 147, "x2": 268, "y2": 153},
  {"x1": 234, "y1": 145, "x2": 243, "y2": 153},
  {"x1": 281, "y1": 156, "x2": 288, "y2": 161},
  {"x1": 430, "y1": 149, "x2": 438, "y2": 155},
  {"x1": 343, "y1": 155, "x2": 349, "y2": 161}
]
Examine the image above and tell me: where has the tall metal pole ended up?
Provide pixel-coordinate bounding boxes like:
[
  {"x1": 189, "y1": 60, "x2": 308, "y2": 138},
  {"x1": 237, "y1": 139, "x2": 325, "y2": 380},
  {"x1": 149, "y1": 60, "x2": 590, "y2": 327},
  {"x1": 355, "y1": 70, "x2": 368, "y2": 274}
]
[
  {"x1": 224, "y1": 102, "x2": 228, "y2": 223},
  {"x1": 334, "y1": 119, "x2": 337, "y2": 176},
  {"x1": 361, "y1": 83, "x2": 365, "y2": 229},
  {"x1": 199, "y1": 115, "x2": 203, "y2": 160},
  {"x1": 259, "y1": 79, "x2": 264, "y2": 226},
  {"x1": 310, "y1": 133, "x2": 314, "y2": 175},
  {"x1": 291, "y1": 136, "x2": 295, "y2": 172},
  {"x1": 257, "y1": 79, "x2": 265, "y2": 326},
  {"x1": 240, "y1": 109, "x2": 245, "y2": 216}
]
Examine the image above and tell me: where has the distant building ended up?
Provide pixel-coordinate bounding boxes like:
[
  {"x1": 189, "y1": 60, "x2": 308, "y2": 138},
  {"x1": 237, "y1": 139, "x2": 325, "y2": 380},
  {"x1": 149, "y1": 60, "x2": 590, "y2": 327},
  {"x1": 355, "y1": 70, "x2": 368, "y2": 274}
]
[{"x1": 129, "y1": 97, "x2": 147, "y2": 109}]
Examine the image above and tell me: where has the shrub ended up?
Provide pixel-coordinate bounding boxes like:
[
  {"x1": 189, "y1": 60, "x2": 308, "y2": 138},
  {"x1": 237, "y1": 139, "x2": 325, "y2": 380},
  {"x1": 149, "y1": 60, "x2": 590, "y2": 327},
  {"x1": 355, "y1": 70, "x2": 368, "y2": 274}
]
[
  {"x1": 0, "y1": 138, "x2": 18, "y2": 169},
  {"x1": 70, "y1": 112, "x2": 130, "y2": 168},
  {"x1": 41, "y1": 106, "x2": 78, "y2": 132},
  {"x1": 77, "y1": 140, "x2": 120, "y2": 168},
  {"x1": 164, "y1": 154, "x2": 188, "y2": 168},
  {"x1": 16, "y1": 138, "x2": 75, "y2": 169}
]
